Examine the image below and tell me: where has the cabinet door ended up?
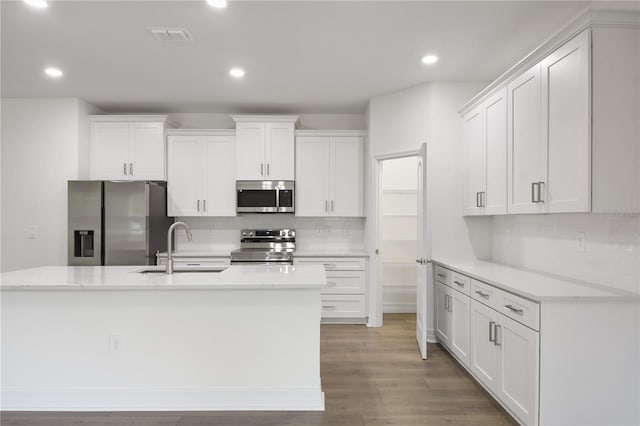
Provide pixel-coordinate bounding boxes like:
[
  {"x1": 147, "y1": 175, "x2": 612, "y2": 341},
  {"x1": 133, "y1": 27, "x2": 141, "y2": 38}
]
[
  {"x1": 128, "y1": 122, "x2": 165, "y2": 180},
  {"x1": 295, "y1": 137, "x2": 331, "y2": 216},
  {"x1": 463, "y1": 105, "x2": 485, "y2": 216},
  {"x1": 450, "y1": 289, "x2": 470, "y2": 367},
  {"x1": 330, "y1": 137, "x2": 364, "y2": 217},
  {"x1": 167, "y1": 136, "x2": 202, "y2": 216},
  {"x1": 435, "y1": 282, "x2": 452, "y2": 347},
  {"x1": 265, "y1": 123, "x2": 295, "y2": 180},
  {"x1": 484, "y1": 88, "x2": 508, "y2": 215},
  {"x1": 202, "y1": 135, "x2": 236, "y2": 217},
  {"x1": 470, "y1": 300, "x2": 500, "y2": 393},
  {"x1": 236, "y1": 123, "x2": 266, "y2": 180},
  {"x1": 497, "y1": 315, "x2": 539, "y2": 426},
  {"x1": 542, "y1": 30, "x2": 590, "y2": 213},
  {"x1": 90, "y1": 122, "x2": 130, "y2": 180},
  {"x1": 507, "y1": 64, "x2": 546, "y2": 214}
]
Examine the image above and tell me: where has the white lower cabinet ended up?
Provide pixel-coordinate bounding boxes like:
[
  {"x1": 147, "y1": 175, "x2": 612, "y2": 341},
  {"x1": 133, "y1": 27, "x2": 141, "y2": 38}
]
[
  {"x1": 293, "y1": 256, "x2": 367, "y2": 322},
  {"x1": 437, "y1": 266, "x2": 539, "y2": 425}
]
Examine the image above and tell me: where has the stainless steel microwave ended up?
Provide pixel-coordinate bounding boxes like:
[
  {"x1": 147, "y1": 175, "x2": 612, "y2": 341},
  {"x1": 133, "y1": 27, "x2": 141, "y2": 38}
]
[{"x1": 236, "y1": 180, "x2": 295, "y2": 213}]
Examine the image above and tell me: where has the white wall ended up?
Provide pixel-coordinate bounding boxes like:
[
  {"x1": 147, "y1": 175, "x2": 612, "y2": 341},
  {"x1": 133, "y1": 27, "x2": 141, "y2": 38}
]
[
  {"x1": 368, "y1": 81, "x2": 491, "y2": 334},
  {"x1": 168, "y1": 113, "x2": 366, "y2": 130},
  {"x1": 1, "y1": 98, "x2": 98, "y2": 272},
  {"x1": 492, "y1": 214, "x2": 640, "y2": 294}
]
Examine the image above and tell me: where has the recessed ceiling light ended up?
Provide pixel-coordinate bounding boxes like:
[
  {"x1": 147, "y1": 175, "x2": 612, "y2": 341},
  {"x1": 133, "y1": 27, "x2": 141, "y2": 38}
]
[
  {"x1": 206, "y1": 0, "x2": 227, "y2": 8},
  {"x1": 229, "y1": 67, "x2": 245, "y2": 78},
  {"x1": 421, "y1": 55, "x2": 439, "y2": 65},
  {"x1": 23, "y1": 0, "x2": 48, "y2": 9},
  {"x1": 44, "y1": 67, "x2": 63, "y2": 78}
]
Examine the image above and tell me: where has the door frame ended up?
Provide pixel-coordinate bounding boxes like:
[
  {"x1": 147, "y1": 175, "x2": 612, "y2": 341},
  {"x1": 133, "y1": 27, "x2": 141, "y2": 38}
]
[{"x1": 367, "y1": 142, "x2": 431, "y2": 329}]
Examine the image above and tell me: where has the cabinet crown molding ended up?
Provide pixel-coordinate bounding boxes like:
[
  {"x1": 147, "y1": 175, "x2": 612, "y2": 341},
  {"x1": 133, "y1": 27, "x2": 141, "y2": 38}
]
[
  {"x1": 89, "y1": 114, "x2": 170, "y2": 123},
  {"x1": 165, "y1": 129, "x2": 236, "y2": 137},
  {"x1": 458, "y1": 6, "x2": 640, "y2": 116},
  {"x1": 295, "y1": 130, "x2": 367, "y2": 138},
  {"x1": 230, "y1": 115, "x2": 299, "y2": 124}
]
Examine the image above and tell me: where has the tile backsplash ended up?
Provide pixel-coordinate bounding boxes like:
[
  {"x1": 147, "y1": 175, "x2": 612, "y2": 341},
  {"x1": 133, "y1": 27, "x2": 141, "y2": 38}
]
[{"x1": 492, "y1": 214, "x2": 640, "y2": 294}]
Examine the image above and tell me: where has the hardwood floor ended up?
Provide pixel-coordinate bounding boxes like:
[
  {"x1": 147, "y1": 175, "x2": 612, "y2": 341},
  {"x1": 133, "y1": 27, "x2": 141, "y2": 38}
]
[{"x1": 2, "y1": 314, "x2": 517, "y2": 426}]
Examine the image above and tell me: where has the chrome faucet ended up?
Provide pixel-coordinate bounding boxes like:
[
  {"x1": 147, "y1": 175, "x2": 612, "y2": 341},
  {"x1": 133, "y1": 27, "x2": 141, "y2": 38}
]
[{"x1": 166, "y1": 222, "x2": 192, "y2": 274}]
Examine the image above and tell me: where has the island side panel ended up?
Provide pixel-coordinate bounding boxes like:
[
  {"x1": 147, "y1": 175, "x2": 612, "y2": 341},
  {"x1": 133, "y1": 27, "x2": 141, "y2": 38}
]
[
  {"x1": 539, "y1": 300, "x2": 640, "y2": 425},
  {"x1": 1, "y1": 288, "x2": 323, "y2": 411}
]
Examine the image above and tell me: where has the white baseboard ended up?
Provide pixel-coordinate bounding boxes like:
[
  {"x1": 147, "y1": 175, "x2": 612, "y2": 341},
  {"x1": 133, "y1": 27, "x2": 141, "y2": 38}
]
[
  {"x1": 1, "y1": 387, "x2": 325, "y2": 412},
  {"x1": 427, "y1": 328, "x2": 437, "y2": 343}
]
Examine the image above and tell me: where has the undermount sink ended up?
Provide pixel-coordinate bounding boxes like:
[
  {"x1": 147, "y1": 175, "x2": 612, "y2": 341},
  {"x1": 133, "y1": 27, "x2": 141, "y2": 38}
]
[{"x1": 137, "y1": 267, "x2": 228, "y2": 274}]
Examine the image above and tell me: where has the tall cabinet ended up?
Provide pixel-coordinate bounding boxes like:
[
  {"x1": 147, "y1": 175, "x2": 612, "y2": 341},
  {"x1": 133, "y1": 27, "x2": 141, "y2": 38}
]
[{"x1": 295, "y1": 131, "x2": 365, "y2": 217}]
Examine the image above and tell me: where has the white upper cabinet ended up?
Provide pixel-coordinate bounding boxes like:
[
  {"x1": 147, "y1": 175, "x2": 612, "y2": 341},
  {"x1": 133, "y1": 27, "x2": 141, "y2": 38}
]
[
  {"x1": 167, "y1": 131, "x2": 236, "y2": 217},
  {"x1": 462, "y1": 23, "x2": 639, "y2": 215},
  {"x1": 463, "y1": 105, "x2": 485, "y2": 216},
  {"x1": 507, "y1": 64, "x2": 546, "y2": 214},
  {"x1": 295, "y1": 132, "x2": 365, "y2": 217},
  {"x1": 463, "y1": 88, "x2": 508, "y2": 216},
  {"x1": 90, "y1": 115, "x2": 168, "y2": 180},
  {"x1": 232, "y1": 116, "x2": 297, "y2": 181},
  {"x1": 541, "y1": 29, "x2": 590, "y2": 213}
]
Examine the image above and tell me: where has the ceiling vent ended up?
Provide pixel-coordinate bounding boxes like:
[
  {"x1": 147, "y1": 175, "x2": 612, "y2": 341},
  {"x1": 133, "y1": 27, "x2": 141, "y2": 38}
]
[{"x1": 148, "y1": 28, "x2": 193, "y2": 42}]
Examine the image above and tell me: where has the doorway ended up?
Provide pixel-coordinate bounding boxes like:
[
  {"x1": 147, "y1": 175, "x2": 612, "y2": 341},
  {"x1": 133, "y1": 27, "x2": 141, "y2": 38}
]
[{"x1": 370, "y1": 144, "x2": 430, "y2": 359}]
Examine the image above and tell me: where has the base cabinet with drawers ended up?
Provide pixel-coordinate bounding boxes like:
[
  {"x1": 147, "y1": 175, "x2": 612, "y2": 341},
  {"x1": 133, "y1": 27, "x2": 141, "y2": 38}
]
[
  {"x1": 434, "y1": 262, "x2": 639, "y2": 426},
  {"x1": 293, "y1": 256, "x2": 367, "y2": 323}
]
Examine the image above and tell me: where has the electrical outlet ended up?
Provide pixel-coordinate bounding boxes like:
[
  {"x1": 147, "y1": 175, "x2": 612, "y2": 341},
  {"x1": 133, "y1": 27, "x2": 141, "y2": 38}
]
[
  {"x1": 575, "y1": 232, "x2": 586, "y2": 252},
  {"x1": 109, "y1": 334, "x2": 123, "y2": 352},
  {"x1": 26, "y1": 225, "x2": 38, "y2": 239}
]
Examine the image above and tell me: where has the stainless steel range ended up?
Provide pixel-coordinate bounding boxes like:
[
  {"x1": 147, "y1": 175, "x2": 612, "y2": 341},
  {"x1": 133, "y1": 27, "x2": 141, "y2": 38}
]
[{"x1": 230, "y1": 229, "x2": 296, "y2": 265}]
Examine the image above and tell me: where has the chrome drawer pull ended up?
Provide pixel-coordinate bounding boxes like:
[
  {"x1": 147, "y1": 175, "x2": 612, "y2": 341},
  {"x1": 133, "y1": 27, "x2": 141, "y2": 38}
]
[
  {"x1": 322, "y1": 305, "x2": 336, "y2": 310},
  {"x1": 323, "y1": 263, "x2": 337, "y2": 269},
  {"x1": 495, "y1": 325, "x2": 502, "y2": 346},
  {"x1": 505, "y1": 304, "x2": 524, "y2": 315},
  {"x1": 186, "y1": 263, "x2": 201, "y2": 266},
  {"x1": 437, "y1": 273, "x2": 446, "y2": 278},
  {"x1": 489, "y1": 321, "x2": 496, "y2": 343},
  {"x1": 475, "y1": 290, "x2": 489, "y2": 298},
  {"x1": 454, "y1": 280, "x2": 465, "y2": 287},
  {"x1": 326, "y1": 281, "x2": 337, "y2": 287}
]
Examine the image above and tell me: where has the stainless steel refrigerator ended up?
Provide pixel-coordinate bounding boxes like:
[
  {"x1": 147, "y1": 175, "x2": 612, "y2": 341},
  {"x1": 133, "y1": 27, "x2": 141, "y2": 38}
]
[{"x1": 68, "y1": 181, "x2": 174, "y2": 266}]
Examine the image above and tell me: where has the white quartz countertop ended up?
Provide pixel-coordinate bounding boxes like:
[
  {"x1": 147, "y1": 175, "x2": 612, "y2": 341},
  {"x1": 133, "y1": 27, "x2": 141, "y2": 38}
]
[
  {"x1": 156, "y1": 250, "x2": 369, "y2": 258},
  {"x1": 156, "y1": 251, "x2": 232, "y2": 258},
  {"x1": 432, "y1": 259, "x2": 639, "y2": 302},
  {"x1": 0, "y1": 265, "x2": 326, "y2": 291}
]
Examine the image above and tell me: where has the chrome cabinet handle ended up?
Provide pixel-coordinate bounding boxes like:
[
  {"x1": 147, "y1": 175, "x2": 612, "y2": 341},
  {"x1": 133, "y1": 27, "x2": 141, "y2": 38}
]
[
  {"x1": 537, "y1": 181, "x2": 544, "y2": 203},
  {"x1": 505, "y1": 304, "x2": 524, "y2": 315},
  {"x1": 481, "y1": 191, "x2": 486, "y2": 207},
  {"x1": 123, "y1": 163, "x2": 127, "y2": 175},
  {"x1": 489, "y1": 321, "x2": 496, "y2": 343},
  {"x1": 203, "y1": 200, "x2": 206, "y2": 212},
  {"x1": 325, "y1": 200, "x2": 328, "y2": 212},
  {"x1": 476, "y1": 192, "x2": 480, "y2": 208},
  {"x1": 129, "y1": 163, "x2": 133, "y2": 176},
  {"x1": 322, "y1": 305, "x2": 336, "y2": 310},
  {"x1": 326, "y1": 281, "x2": 337, "y2": 287},
  {"x1": 331, "y1": 200, "x2": 335, "y2": 212},
  {"x1": 531, "y1": 182, "x2": 538, "y2": 203},
  {"x1": 267, "y1": 163, "x2": 270, "y2": 176},
  {"x1": 437, "y1": 273, "x2": 446, "y2": 278},
  {"x1": 495, "y1": 325, "x2": 502, "y2": 346},
  {"x1": 197, "y1": 200, "x2": 200, "y2": 211},
  {"x1": 261, "y1": 164, "x2": 264, "y2": 176},
  {"x1": 323, "y1": 263, "x2": 336, "y2": 269},
  {"x1": 475, "y1": 290, "x2": 489, "y2": 298},
  {"x1": 454, "y1": 280, "x2": 465, "y2": 287}
]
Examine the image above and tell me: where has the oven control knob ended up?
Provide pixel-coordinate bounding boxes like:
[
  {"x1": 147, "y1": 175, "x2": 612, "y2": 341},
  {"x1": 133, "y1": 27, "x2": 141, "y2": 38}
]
[
  {"x1": 242, "y1": 232, "x2": 247, "y2": 237},
  {"x1": 249, "y1": 232, "x2": 254, "y2": 236}
]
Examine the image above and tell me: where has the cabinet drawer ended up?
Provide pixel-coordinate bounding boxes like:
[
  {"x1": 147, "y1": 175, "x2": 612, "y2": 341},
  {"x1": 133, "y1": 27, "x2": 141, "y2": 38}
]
[
  {"x1": 321, "y1": 295, "x2": 366, "y2": 318},
  {"x1": 470, "y1": 279, "x2": 499, "y2": 309},
  {"x1": 435, "y1": 265, "x2": 452, "y2": 285},
  {"x1": 499, "y1": 291, "x2": 540, "y2": 331},
  {"x1": 294, "y1": 257, "x2": 365, "y2": 271},
  {"x1": 323, "y1": 270, "x2": 365, "y2": 294},
  {"x1": 451, "y1": 272, "x2": 471, "y2": 296}
]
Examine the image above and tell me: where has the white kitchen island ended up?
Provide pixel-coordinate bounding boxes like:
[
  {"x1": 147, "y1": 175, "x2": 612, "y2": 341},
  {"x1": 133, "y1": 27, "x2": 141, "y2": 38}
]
[{"x1": 0, "y1": 265, "x2": 326, "y2": 411}]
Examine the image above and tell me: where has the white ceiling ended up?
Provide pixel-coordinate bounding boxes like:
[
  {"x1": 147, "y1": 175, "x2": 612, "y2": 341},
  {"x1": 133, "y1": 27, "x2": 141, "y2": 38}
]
[{"x1": 1, "y1": 0, "x2": 592, "y2": 113}]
